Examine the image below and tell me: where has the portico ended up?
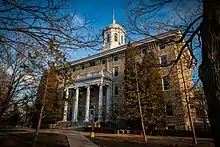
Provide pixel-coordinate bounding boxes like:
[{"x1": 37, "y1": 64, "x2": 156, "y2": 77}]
[{"x1": 62, "y1": 70, "x2": 112, "y2": 123}]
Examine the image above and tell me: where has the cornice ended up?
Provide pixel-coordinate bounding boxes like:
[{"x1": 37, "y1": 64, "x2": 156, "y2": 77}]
[{"x1": 58, "y1": 30, "x2": 178, "y2": 69}]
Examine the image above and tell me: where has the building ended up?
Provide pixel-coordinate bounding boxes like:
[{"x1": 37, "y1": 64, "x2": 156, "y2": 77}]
[{"x1": 41, "y1": 15, "x2": 202, "y2": 130}]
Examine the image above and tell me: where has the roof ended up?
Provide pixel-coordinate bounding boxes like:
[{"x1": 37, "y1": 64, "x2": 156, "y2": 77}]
[
  {"x1": 102, "y1": 22, "x2": 126, "y2": 34},
  {"x1": 58, "y1": 30, "x2": 179, "y2": 69}
]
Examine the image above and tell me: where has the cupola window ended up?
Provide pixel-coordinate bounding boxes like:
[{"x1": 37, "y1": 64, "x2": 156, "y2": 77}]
[
  {"x1": 107, "y1": 34, "x2": 110, "y2": 42},
  {"x1": 114, "y1": 33, "x2": 118, "y2": 42},
  {"x1": 121, "y1": 35, "x2": 124, "y2": 44}
]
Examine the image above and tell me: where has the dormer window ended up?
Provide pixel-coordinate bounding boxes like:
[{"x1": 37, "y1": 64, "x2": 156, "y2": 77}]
[
  {"x1": 107, "y1": 34, "x2": 110, "y2": 42},
  {"x1": 114, "y1": 33, "x2": 118, "y2": 42}
]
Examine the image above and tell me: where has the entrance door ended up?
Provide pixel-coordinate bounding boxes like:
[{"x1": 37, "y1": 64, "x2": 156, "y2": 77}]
[{"x1": 89, "y1": 109, "x2": 94, "y2": 123}]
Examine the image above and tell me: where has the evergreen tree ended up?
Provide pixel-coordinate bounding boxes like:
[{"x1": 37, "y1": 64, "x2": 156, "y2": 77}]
[{"x1": 124, "y1": 44, "x2": 164, "y2": 130}]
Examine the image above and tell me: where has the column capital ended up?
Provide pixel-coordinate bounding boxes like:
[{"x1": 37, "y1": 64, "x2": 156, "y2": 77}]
[
  {"x1": 74, "y1": 86, "x2": 79, "y2": 90},
  {"x1": 97, "y1": 82, "x2": 104, "y2": 87},
  {"x1": 85, "y1": 85, "x2": 90, "y2": 88}
]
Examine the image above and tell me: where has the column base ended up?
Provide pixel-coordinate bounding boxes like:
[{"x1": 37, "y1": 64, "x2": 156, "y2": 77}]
[
  {"x1": 71, "y1": 119, "x2": 78, "y2": 123},
  {"x1": 105, "y1": 119, "x2": 111, "y2": 123},
  {"x1": 83, "y1": 120, "x2": 90, "y2": 123}
]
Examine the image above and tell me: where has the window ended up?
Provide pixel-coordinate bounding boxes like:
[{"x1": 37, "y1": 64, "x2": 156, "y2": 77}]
[
  {"x1": 72, "y1": 67, "x2": 75, "y2": 72},
  {"x1": 89, "y1": 61, "x2": 95, "y2": 67},
  {"x1": 90, "y1": 109, "x2": 94, "y2": 115},
  {"x1": 168, "y1": 125, "x2": 175, "y2": 130},
  {"x1": 91, "y1": 88, "x2": 96, "y2": 97},
  {"x1": 163, "y1": 76, "x2": 170, "y2": 90},
  {"x1": 114, "y1": 33, "x2": 118, "y2": 42},
  {"x1": 114, "y1": 86, "x2": 119, "y2": 95},
  {"x1": 121, "y1": 35, "x2": 124, "y2": 44},
  {"x1": 113, "y1": 66, "x2": 119, "y2": 76},
  {"x1": 81, "y1": 65, "x2": 85, "y2": 70},
  {"x1": 166, "y1": 103, "x2": 173, "y2": 116},
  {"x1": 102, "y1": 59, "x2": 106, "y2": 64},
  {"x1": 113, "y1": 55, "x2": 118, "y2": 61},
  {"x1": 159, "y1": 44, "x2": 165, "y2": 49},
  {"x1": 196, "y1": 108, "x2": 203, "y2": 117},
  {"x1": 107, "y1": 34, "x2": 110, "y2": 42},
  {"x1": 160, "y1": 55, "x2": 167, "y2": 66},
  {"x1": 142, "y1": 48, "x2": 147, "y2": 54}
]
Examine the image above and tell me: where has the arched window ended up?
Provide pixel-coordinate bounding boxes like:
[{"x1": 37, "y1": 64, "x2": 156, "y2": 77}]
[
  {"x1": 114, "y1": 33, "x2": 118, "y2": 42},
  {"x1": 107, "y1": 34, "x2": 110, "y2": 42},
  {"x1": 121, "y1": 35, "x2": 124, "y2": 44}
]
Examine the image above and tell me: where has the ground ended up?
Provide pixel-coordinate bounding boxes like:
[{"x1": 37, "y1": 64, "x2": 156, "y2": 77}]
[
  {"x1": 0, "y1": 131, "x2": 69, "y2": 147},
  {"x1": 87, "y1": 136, "x2": 214, "y2": 147},
  {"x1": 0, "y1": 128, "x2": 214, "y2": 147}
]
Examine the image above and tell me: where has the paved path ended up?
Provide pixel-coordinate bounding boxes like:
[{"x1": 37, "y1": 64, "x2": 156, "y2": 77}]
[
  {"x1": 0, "y1": 128, "x2": 97, "y2": 147},
  {"x1": 56, "y1": 130, "x2": 97, "y2": 147}
]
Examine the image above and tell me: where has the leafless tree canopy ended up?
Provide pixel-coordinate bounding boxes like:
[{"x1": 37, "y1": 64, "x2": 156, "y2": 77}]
[
  {"x1": 126, "y1": 0, "x2": 202, "y2": 69},
  {"x1": 0, "y1": 0, "x2": 99, "y2": 57},
  {"x1": 0, "y1": 0, "x2": 100, "y2": 122}
]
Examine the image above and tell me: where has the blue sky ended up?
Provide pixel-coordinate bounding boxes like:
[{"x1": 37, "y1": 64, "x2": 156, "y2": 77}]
[
  {"x1": 68, "y1": 0, "x2": 129, "y2": 60},
  {"x1": 67, "y1": 0, "x2": 201, "y2": 83},
  {"x1": 72, "y1": 0, "x2": 128, "y2": 31}
]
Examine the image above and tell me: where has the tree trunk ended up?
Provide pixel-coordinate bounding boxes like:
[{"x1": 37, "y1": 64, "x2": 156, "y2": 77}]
[
  {"x1": 32, "y1": 71, "x2": 48, "y2": 147},
  {"x1": 32, "y1": 105, "x2": 44, "y2": 147},
  {"x1": 135, "y1": 63, "x2": 147, "y2": 142},
  {"x1": 180, "y1": 58, "x2": 197, "y2": 144},
  {"x1": 199, "y1": 0, "x2": 220, "y2": 146}
]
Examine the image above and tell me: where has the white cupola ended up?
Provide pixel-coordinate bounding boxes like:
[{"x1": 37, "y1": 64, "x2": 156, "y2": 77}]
[{"x1": 101, "y1": 10, "x2": 126, "y2": 52}]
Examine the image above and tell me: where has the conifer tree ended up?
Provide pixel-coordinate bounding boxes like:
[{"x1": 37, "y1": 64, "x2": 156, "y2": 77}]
[{"x1": 124, "y1": 44, "x2": 165, "y2": 131}]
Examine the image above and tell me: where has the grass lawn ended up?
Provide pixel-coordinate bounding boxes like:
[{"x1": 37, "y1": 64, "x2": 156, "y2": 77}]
[
  {"x1": 87, "y1": 136, "x2": 214, "y2": 147},
  {"x1": 0, "y1": 133, "x2": 69, "y2": 147}
]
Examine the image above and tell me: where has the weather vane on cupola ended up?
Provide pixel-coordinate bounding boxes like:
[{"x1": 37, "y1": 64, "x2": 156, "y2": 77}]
[{"x1": 112, "y1": 9, "x2": 116, "y2": 24}]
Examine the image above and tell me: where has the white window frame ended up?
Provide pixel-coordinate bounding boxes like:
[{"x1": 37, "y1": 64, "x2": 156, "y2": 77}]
[{"x1": 113, "y1": 66, "x2": 119, "y2": 77}]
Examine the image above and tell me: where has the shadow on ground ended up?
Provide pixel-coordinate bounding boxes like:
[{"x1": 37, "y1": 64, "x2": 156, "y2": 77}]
[
  {"x1": 87, "y1": 136, "x2": 214, "y2": 147},
  {"x1": 0, "y1": 132, "x2": 69, "y2": 147}
]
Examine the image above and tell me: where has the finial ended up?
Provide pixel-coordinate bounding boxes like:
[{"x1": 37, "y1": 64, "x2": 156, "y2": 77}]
[{"x1": 112, "y1": 9, "x2": 116, "y2": 24}]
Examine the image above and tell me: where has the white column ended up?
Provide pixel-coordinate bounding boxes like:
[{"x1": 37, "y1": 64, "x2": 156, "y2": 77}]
[
  {"x1": 63, "y1": 88, "x2": 69, "y2": 122},
  {"x1": 105, "y1": 85, "x2": 111, "y2": 122},
  {"x1": 98, "y1": 83, "x2": 103, "y2": 122},
  {"x1": 84, "y1": 85, "x2": 90, "y2": 122},
  {"x1": 72, "y1": 87, "x2": 79, "y2": 122}
]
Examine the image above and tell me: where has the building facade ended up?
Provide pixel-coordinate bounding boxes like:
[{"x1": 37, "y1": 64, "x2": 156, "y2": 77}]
[{"x1": 47, "y1": 18, "x2": 203, "y2": 130}]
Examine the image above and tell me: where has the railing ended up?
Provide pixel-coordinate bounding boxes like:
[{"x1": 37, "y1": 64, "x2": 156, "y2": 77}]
[{"x1": 75, "y1": 70, "x2": 112, "y2": 80}]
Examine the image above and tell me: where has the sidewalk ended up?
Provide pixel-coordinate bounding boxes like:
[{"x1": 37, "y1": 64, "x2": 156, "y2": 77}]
[{"x1": 56, "y1": 129, "x2": 97, "y2": 147}]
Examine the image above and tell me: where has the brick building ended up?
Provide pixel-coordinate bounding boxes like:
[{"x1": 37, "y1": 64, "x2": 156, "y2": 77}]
[{"x1": 43, "y1": 17, "x2": 205, "y2": 130}]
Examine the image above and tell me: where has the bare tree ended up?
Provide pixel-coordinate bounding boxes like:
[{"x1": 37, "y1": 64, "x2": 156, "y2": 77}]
[
  {"x1": 0, "y1": 1, "x2": 100, "y2": 147},
  {"x1": 126, "y1": 0, "x2": 220, "y2": 146},
  {"x1": 0, "y1": 37, "x2": 39, "y2": 123}
]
